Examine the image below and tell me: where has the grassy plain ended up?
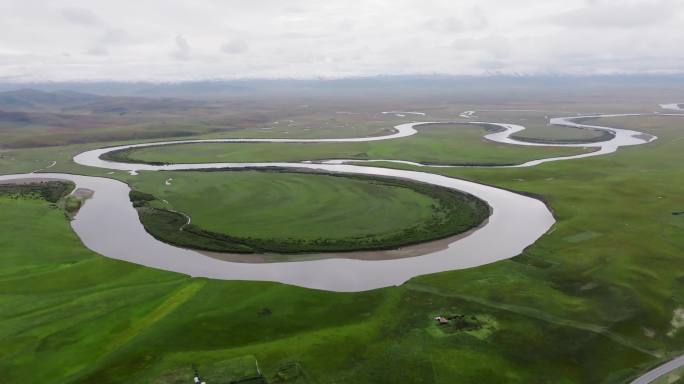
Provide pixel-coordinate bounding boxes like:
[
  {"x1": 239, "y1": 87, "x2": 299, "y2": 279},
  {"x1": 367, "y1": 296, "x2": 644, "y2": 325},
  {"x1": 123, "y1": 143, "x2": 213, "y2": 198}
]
[
  {"x1": 127, "y1": 170, "x2": 489, "y2": 253},
  {"x1": 0, "y1": 192, "x2": 656, "y2": 384},
  {"x1": 131, "y1": 171, "x2": 441, "y2": 241},
  {"x1": 353, "y1": 114, "x2": 684, "y2": 378},
  {"x1": 1, "y1": 100, "x2": 683, "y2": 383}
]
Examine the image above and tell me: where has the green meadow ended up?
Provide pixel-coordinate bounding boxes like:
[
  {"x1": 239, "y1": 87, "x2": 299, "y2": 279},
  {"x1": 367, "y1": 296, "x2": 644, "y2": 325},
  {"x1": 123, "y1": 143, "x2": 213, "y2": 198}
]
[
  {"x1": 127, "y1": 170, "x2": 489, "y2": 254},
  {"x1": 0, "y1": 190, "x2": 661, "y2": 384},
  {"x1": 1, "y1": 112, "x2": 683, "y2": 383}
]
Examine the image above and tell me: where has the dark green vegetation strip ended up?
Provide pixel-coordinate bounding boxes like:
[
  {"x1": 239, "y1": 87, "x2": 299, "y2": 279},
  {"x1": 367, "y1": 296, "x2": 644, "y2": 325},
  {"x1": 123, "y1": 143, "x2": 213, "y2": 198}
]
[
  {"x1": 511, "y1": 127, "x2": 614, "y2": 144},
  {"x1": 104, "y1": 148, "x2": 170, "y2": 165},
  {"x1": 471, "y1": 121, "x2": 615, "y2": 145},
  {"x1": 0, "y1": 180, "x2": 73, "y2": 202},
  {"x1": 131, "y1": 170, "x2": 490, "y2": 253},
  {"x1": 138, "y1": 207, "x2": 255, "y2": 253},
  {"x1": 129, "y1": 190, "x2": 156, "y2": 207},
  {"x1": 0, "y1": 180, "x2": 87, "y2": 216}
]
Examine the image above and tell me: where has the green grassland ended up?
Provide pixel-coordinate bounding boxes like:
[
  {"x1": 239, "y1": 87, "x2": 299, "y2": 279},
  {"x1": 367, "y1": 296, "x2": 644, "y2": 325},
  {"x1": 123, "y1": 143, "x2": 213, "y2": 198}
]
[
  {"x1": 1, "y1": 110, "x2": 683, "y2": 383},
  {"x1": 349, "y1": 114, "x2": 684, "y2": 378},
  {"x1": 103, "y1": 123, "x2": 593, "y2": 166},
  {"x1": 127, "y1": 170, "x2": 489, "y2": 254},
  {"x1": 0, "y1": 190, "x2": 658, "y2": 384}
]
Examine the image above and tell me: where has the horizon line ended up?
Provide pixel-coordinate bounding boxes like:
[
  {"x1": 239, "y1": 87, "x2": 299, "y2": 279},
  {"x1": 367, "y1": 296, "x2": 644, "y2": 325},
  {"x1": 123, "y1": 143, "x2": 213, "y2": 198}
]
[{"x1": 4, "y1": 72, "x2": 684, "y2": 85}]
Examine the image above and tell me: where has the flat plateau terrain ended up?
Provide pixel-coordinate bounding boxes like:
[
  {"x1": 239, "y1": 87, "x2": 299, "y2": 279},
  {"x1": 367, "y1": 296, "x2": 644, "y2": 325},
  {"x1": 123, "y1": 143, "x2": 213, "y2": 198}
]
[{"x1": 1, "y1": 88, "x2": 683, "y2": 383}]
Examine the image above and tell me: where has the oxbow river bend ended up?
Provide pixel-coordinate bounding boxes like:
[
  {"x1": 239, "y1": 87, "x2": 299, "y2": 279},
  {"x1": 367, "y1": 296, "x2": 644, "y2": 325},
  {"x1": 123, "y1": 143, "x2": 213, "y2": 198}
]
[{"x1": 0, "y1": 110, "x2": 668, "y2": 292}]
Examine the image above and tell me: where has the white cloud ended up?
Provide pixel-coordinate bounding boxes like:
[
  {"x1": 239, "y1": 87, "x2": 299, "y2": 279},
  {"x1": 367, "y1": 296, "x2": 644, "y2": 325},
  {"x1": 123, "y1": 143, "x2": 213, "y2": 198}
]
[{"x1": 0, "y1": 0, "x2": 681, "y2": 81}]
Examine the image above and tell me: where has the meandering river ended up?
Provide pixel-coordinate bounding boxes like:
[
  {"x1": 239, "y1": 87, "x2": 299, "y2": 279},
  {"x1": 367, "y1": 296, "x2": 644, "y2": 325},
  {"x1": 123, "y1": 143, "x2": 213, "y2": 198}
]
[{"x1": 0, "y1": 110, "x2": 667, "y2": 291}]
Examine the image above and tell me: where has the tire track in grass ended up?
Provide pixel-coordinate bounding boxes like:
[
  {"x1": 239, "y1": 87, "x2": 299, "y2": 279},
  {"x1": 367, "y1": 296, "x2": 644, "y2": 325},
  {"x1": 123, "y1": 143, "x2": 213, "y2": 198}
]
[
  {"x1": 64, "y1": 280, "x2": 206, "y2": 382},
  {"x1": 104, "y1": 279, "x2": 205, "y2": 354}
]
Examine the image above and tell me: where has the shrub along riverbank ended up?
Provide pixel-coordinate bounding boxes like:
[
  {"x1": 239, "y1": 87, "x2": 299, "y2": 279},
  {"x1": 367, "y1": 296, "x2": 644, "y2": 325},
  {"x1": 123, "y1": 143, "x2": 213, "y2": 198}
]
[
  {"x1": 0, "y1": 180, "x2": 73, "y2": 202},
  {"x1": 0, "y1": 180, "x2": 89, "y2": 217},
  {"x1": 510, "y1": 126, "x2": 614, "y2": 144}
]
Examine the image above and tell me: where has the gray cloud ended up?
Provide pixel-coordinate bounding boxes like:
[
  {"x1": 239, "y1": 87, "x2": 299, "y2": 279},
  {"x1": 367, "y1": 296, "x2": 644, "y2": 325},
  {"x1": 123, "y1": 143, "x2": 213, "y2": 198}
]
[
  {"x1": 0, "y1": 0, "x2": 681, "y2": 81},
  {"x1": 552, "y1": 0, "x2": 679, "y2": 28},
  {"x1": 423, "y1": 7, "x2": 488, "y2": 32},
  {"x1": 60, "y1": 7, "x2": 102, "y2": 27},
  {"x1": 85, "y1": 28, "x2": 131, "y2": 56},
  {"x1": 220, "y1": 39, "x2": 249, "y2": 54},
  {"x1": 171, "y1": 35, "x2": 191, "y2": 60},
  {"x1": 85, "y1": 45, "x2": 108, "y2": 56},
  {"x1": 451, "y1": 35, "x2": 511, "y2": 59}
]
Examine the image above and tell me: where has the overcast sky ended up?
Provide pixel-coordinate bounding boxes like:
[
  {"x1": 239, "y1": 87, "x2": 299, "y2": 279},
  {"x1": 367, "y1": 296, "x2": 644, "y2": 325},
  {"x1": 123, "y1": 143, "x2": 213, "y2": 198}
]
[{"x1": 0, "y1": 0, "x2": 682, "y2": 81}]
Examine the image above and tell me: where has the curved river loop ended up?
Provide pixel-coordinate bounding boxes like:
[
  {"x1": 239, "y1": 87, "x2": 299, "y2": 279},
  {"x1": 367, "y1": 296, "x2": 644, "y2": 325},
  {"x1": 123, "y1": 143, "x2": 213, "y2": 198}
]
[
  {"x1": 1, "y1": 108, "x2": 678, "y2": 292},
  {"x1": 2, "y1": 104, "x2": 683, "y2": 383}
]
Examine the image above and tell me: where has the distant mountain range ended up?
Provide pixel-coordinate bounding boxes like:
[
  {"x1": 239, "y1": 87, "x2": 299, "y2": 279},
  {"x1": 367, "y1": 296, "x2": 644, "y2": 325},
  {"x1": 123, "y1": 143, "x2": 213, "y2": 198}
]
[
  {"x1": 0, "y1": 89, "x2": 103, "y2": 111},
  {"x1": 0, "y1": 89, "x2": 203, "y2": 114},
  {"x1": 1, "y1": 74, "x2": 683, "y2": 99}
]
